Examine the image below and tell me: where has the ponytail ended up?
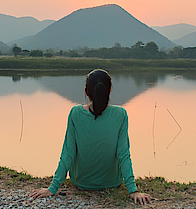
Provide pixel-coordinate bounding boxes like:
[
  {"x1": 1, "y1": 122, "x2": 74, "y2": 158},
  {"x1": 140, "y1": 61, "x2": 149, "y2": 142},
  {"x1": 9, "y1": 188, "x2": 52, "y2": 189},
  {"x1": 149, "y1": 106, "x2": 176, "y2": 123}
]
[
  {"x1": 85, "y1": 69, "x2": 111, "y2": 120},
  {"x1": 93, "y1": 82, "x2": 109, "y2": 119}
]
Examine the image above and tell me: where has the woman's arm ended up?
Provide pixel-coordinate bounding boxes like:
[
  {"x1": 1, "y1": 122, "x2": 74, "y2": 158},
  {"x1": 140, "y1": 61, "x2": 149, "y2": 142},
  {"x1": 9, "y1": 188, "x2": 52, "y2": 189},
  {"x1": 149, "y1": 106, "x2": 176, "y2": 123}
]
[
  {"x1": 117, "y1": 110, "x2": 151, "y2": 204},
  {"x1": 49, "y1": 110, "x2": 77, "y2": 194},
  {"x1": 116, "y1": 112, "x2": 137, "y2": 194},
  {"x1": 29, "y1": 109, "x2": 76, "y2": 198}
]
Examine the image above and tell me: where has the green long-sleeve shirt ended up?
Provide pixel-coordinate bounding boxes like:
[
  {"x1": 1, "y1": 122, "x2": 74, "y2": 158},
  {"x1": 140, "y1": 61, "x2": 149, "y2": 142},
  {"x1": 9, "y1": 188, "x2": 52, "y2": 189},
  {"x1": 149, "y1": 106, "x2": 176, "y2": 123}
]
[{"x1": 48, "y1": 104, "x2": 137, "y2": 194}]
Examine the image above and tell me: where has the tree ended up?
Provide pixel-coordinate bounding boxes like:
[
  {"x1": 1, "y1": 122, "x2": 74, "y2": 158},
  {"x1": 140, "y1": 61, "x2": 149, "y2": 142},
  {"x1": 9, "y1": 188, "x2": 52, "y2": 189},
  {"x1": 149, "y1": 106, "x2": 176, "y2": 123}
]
[
  {"x1": 46, "y1": 48, "x2": 54, "y2": 53},
  {"x1": 131, "y1": 41, "x2": 145, "y2": 49},
  {"x1": 144, "y1": 42, "x2": 160, "y2": 59},
  {"x1": 29, "y1": 50, "x2": 43, "y2": 57},
  {"x1": 114, "y1": 42, "x2": 121, "y2": 48},
  {"x1": 22, "y1": 49, "x2": 30, "y2": 56},
  {"x1": 182, "y1": 47, "x2": 196, "y2": 59},
  {"x1": 68, "y1": 50, "x2": 81, "y2": 57},
  {"x1": 59, "y1": 50, "x2": 64, "y2": 56},
  {"x1": 168, "y1": 46, "x2": 183, "y2": 59},
  {"x1": 13, "y1": 45, "x2": 22, "y2": 57},
  {"x1": 44, "y1": 52, "x2": 54, "y2": 58},
  {"x1": 130, "y1": 41, "x2": 145, "y2": 58},
  {"x1": 144, "y1": 42, "x2": 159, "y2": 53}
]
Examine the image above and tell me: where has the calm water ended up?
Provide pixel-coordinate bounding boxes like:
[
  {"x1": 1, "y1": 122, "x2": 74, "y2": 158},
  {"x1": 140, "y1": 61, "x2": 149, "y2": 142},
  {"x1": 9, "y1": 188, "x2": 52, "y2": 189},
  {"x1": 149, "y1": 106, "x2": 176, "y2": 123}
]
[{"x1": 1, "y1": 71, "x2": 196, "y2": 183}]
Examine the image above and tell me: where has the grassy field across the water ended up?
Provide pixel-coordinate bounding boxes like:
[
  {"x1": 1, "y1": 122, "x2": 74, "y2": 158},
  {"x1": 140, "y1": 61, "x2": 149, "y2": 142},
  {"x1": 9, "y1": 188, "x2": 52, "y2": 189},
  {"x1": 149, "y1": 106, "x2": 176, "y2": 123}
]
[{"x1": 0, "y1": 57, "x2": 196, "y2": 72}]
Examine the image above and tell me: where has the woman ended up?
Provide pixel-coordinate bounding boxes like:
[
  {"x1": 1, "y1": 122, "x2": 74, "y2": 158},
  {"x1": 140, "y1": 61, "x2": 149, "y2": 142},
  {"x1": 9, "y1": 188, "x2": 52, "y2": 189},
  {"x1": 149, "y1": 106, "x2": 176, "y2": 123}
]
[{"x1": 30, "y1": 69, "x2": 151, "y2": 205}]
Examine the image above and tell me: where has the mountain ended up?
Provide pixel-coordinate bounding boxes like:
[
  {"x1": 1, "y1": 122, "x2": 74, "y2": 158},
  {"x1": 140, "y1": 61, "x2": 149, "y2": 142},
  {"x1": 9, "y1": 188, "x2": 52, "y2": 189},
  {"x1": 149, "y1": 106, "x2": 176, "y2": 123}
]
[
  {"x1": 9, "y1": 4, "x2": 174, "y2": 50},
  {"x1": 173, "y1": 32, "x2": 196, "y2": 47},
  {"x1": 0, "y1": 41, "x2": 10, "y2": 53},
  {"x1": 152, "y1": 23, "x2": 196, "y2": 41},
  {"x1": 0, "y1": 13, "x2": 55, "y2": 43}
]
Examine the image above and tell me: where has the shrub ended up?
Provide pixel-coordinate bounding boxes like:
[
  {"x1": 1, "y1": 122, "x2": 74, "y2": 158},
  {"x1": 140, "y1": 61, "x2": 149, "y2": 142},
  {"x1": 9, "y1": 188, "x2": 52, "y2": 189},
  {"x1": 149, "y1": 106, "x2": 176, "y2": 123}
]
[{"x1": 30, "y1": 50, "x2": 43, "y2": 57}]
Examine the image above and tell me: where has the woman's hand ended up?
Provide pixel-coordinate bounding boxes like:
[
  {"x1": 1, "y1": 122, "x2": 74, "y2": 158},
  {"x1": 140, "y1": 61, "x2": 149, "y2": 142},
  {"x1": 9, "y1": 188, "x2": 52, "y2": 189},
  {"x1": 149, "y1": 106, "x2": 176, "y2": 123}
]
[
  {"x1": 130, "y1": 191, "x2": 151, "y2": 205},
  {"x1": 29, "y1": 188, "x2": 53, "y2": 199}
]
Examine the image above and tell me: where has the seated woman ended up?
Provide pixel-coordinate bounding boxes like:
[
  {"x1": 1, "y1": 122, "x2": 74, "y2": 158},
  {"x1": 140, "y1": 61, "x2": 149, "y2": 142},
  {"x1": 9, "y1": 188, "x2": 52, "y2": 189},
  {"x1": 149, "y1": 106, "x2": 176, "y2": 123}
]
[{"x1": 30, "y1": 69, "x2": 151, "y2": 205}]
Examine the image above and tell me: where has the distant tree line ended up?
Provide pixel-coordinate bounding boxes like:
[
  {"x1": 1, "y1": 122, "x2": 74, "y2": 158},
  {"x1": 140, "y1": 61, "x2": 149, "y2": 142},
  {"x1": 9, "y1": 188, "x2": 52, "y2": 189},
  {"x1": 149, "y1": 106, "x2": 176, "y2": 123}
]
[
  {"x1": 84, "y1": 42, "x2": 167, "y2": 59},
  {"x1": 1, "y1": 42, "x2": 196, "y2": 59},
  {"x1": 82, "y1": 42, "x2": 196, "y2": 59},
  {"x1": 168, "y1": 46, "x2": 196, "y2": 59}
]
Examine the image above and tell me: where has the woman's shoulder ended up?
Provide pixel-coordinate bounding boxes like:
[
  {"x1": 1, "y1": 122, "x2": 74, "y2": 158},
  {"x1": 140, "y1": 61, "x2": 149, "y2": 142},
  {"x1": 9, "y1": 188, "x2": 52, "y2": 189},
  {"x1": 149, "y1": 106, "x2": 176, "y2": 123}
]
[
  {"x1": 109, "y1": 105, "x2": 126, "y2": 112},
  {"x1": 69, "y1": 104, "x2": 92, "y2": 118},
  {"x1": 70, "y1": 104, "x2": 83, "y2": 114},
  {"x1": 69, "y1": 104, "x2": 127, "y2": 120},
  {"x1": 108, "y1": 105, "x2": 127, "y2": 117}
]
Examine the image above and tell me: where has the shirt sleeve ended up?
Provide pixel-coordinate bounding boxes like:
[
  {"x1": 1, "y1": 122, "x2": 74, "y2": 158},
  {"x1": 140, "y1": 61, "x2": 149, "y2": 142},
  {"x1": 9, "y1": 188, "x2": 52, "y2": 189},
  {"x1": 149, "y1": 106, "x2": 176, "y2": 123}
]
[
  {"x1": 48, "y1": 109, "x2": 76, "y2": 194},
  {"x1": 116, "y1": 110, "x2": 137, "y2": 194}
]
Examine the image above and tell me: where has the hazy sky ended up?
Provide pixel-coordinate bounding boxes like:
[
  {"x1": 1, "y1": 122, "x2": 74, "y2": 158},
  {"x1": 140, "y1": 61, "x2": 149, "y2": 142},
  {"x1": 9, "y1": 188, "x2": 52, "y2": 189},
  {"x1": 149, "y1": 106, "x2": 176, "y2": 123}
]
[{"x1": 1, "y1": 0, "x2": 196, "y2": 26}]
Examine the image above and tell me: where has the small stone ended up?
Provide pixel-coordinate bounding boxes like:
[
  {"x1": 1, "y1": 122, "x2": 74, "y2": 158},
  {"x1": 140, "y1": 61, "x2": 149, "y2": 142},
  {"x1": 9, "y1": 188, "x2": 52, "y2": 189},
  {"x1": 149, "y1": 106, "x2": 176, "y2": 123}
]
[
  {"x1": 1, "y1": 196, "x2": 6, "y2": 200},
  {"x1": 35, "y1": 199, "x2": 41, "y2": 202},
  {"x1": 56, "y1": 198, "x2": 61, "y2": 201},
  {"x1": 42, "y1": 198, "x2": 47, "y2": 203},
  {"x1": 13, "y1": 196, "x2": 19, "y2": 200},
  {"x1": 28, "y1": 197, "x2": 34, "y2": 201},
  {"x1": 7, "y1": 196, "x2": 12, "y2": 200}
]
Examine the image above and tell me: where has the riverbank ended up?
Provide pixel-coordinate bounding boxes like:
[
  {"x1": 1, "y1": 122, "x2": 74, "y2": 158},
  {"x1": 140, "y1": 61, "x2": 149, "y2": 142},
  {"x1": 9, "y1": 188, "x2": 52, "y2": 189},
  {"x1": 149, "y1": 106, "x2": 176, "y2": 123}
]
[
  {"x1": 1, "y1": 167, "x2": 196, "y2": 208},
  {"x1": 0, "y1": 57, "x2": 196, "y2": 72}
]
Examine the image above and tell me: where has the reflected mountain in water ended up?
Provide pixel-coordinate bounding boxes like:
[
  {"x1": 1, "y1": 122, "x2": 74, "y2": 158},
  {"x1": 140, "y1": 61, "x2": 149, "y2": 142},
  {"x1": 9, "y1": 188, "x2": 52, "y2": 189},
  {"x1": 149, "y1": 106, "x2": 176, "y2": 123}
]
[
  {"x1": 0, "y1": 76, "x2": 47, "y2": 96},
  {"x1": 1, "y1": 71, "x2": 196, "y2": 104},
  {"x1": 0, "y1": 72, "x2": 165, "y2": 104},
  {"x1": 39, "y1": 73, "x2": 161, "y2": 105}
]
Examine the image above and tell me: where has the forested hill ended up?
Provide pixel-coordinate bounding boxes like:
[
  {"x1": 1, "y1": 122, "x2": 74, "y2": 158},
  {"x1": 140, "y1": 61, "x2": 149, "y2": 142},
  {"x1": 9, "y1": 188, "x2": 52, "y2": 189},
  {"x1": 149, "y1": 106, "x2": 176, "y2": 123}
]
[
  {"x1": 9, "y1": 4, "x2": 174, "y2": 50},
  {"x1": 173, "y1": 32, "x2": 196, "y2": 47},
  {"x1": 0, "y1": 13, "x2": 55, "y2": 43},
  {"x1": 0, "y1": 41, "x2": 10, "y2": 53}
]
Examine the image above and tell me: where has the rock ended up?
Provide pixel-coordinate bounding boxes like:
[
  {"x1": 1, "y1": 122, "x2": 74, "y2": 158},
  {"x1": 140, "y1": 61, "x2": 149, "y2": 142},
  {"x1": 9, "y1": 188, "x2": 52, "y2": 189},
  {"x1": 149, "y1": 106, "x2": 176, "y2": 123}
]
[
  {"x1": 7, "y1": 196, "x2": 12, "y2": 200},
  {"x1": 42, "y1": 198, "x2": 47, "y2": 203}
]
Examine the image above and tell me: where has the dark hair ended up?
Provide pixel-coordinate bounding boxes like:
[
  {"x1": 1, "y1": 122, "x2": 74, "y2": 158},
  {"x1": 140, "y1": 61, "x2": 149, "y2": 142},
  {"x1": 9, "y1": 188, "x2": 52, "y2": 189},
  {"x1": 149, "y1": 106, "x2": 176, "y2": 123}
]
[{"x1": 85, "y1": 69, "x2": 111, "y2": 119}]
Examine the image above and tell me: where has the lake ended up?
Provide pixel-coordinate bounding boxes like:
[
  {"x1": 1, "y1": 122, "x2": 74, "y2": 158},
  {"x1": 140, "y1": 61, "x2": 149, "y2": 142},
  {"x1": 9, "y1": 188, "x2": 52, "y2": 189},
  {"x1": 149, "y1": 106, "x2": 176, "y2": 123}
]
[{"x1": 1, "y1": 71, "x2": 196, "y2": 183}]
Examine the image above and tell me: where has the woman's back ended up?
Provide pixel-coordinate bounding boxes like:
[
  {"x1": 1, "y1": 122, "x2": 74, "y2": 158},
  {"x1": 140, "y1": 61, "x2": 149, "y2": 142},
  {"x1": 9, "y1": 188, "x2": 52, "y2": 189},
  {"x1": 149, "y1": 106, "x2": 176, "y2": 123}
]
[{"x1": 69, "y1": 104, "x2": 129, "y2": 190}]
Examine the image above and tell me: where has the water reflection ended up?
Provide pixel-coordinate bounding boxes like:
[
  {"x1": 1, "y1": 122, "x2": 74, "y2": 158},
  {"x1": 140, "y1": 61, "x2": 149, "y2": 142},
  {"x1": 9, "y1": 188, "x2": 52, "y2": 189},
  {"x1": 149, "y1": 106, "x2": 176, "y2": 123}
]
[
  {"x1": 0, "y1": 72, "x2": 166, "y2": 104},
  {"x1": 125, "y1": 75, "x2": 196, "y2": 183},
  {"x1": 0, "y1": 76, "x2": 47, "y2": 96},
  {"x1": 0, "y1": 92, "x2": 75, "y2": 177},
  {"x1": 1, "y1": 71, "x2": 196, "y2": 182}
]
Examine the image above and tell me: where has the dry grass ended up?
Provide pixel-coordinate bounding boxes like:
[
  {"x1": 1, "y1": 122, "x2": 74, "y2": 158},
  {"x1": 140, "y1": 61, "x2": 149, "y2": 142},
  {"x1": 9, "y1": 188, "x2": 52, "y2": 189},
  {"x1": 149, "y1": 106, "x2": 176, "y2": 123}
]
[{"x1": 1, "y1": 167, "x2": 196, "y2": 208}]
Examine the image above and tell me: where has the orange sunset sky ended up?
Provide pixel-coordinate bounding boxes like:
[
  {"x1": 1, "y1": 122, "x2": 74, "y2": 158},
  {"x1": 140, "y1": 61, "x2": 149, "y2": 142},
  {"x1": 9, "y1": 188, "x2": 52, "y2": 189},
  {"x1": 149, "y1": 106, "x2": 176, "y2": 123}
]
[{"x1": 1, "y1": 0, "x2": 196, "y2": 26}]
